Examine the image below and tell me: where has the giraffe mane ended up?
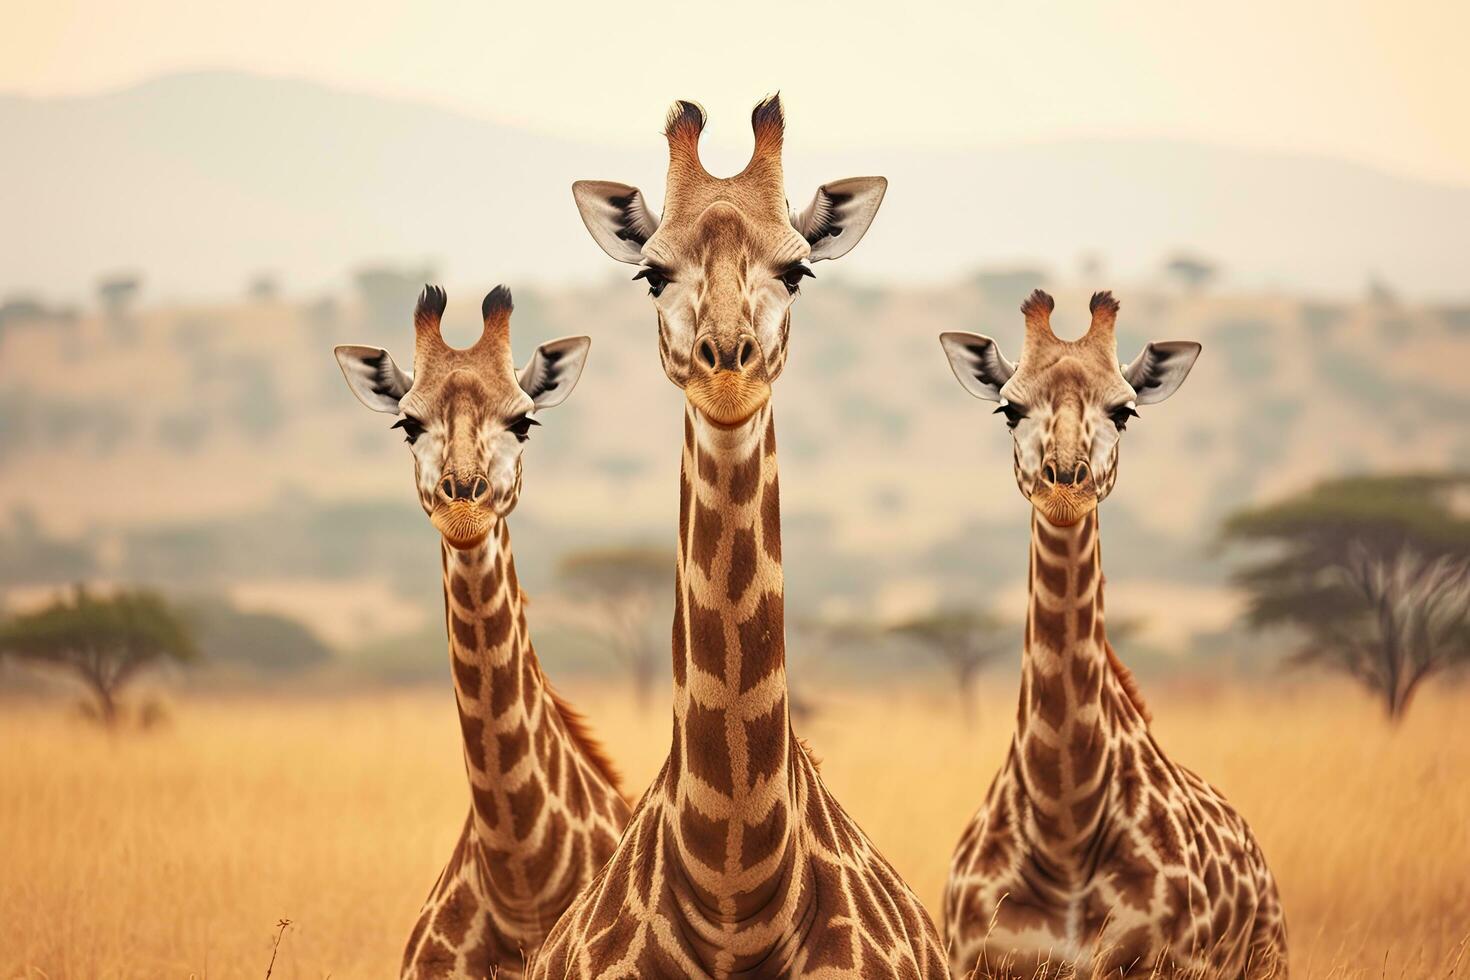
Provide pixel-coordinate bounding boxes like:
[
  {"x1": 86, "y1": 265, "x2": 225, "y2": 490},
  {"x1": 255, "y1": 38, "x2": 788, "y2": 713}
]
[
  {"x1": 1103, "y1": 638, "x2": 1151, "y2": 724},
  {"x1": 536, "y1": 664, "x2": 629, "y2": 804},
  {"x1": 796, "y1": 734, "x2": 822, "y2": 771}
]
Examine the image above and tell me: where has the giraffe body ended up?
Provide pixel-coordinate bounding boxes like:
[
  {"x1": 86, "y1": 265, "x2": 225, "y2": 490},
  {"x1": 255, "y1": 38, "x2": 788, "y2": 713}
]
[
  {"x1": 336, "y1": 288, "x2": 630, "y2": 977},
  {"x1": 533, "y1": 408, "x2": 946, "y2": 979},
  {"x1": 945, "y1": 511, "x2": 1285, "y2": 979},
  {"x1": 532, "y1": 95, "x2": 943, "y2": 977},
  {"x1": 939, "y1": 292, "x2": 1286, "y2": 979}
]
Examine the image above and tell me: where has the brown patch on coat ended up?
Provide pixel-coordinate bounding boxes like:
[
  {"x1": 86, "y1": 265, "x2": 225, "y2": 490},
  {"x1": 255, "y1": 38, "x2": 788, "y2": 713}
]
[
  {"x1": 685, "y1": 699, "x2": 734, "y2": 795},
  {"x1": 690, "y1": 500, "x2": 723, "y2": 576},
  {"x1": 726, "y1": 526, "x2": 757, "y2": 601}
]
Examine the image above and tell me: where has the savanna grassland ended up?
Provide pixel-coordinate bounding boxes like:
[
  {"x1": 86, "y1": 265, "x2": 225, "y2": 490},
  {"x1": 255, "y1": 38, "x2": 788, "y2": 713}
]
[{"x1": 1, "y1": 681, "x2": 1466, "y2": 979}]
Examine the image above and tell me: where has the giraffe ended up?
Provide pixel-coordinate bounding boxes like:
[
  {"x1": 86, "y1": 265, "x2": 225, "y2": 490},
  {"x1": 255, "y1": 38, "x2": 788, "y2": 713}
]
[
  {"x1": 526, "y1": 96, "x2": 947, "y2": 979},
  {"x1": 335, "y1": 285, "x2": 631, "y2": 978},
  {"x1": 937, "y1": 290, "x2": 1287, "y2": 979}
]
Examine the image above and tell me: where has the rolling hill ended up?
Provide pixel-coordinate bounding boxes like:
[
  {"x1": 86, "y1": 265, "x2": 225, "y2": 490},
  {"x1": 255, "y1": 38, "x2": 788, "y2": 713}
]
[{"x1": 3, "y1": 71, "x2": 1470, "y2": 301}]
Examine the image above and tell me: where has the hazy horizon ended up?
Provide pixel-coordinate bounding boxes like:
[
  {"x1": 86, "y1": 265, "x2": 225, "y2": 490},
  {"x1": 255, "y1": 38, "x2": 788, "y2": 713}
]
[
  {"x1": 5, "y1": 69, "x2": 1470, "y2": 303},
  {"x1": 5, "y1": 1, "x2": 1468, "y2": 186}
]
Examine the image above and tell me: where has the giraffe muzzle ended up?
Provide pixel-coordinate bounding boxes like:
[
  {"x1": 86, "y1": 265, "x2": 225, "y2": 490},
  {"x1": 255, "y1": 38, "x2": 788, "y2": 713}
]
[
  {"x1": 685, "y1": 331, "x2": 771, "y2": 425},
  {"x1": 1032, "y1": 459, "x2": 1098, "y2": 525},
  {"x1": 429, "y1": 470, "x2": 495, "y2": 547}
]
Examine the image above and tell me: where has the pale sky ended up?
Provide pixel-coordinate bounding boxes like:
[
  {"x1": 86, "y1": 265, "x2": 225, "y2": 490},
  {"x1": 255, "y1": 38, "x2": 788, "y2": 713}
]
[{"x1": 3, "y1": 0, "x2": 1469, "y2": 186}]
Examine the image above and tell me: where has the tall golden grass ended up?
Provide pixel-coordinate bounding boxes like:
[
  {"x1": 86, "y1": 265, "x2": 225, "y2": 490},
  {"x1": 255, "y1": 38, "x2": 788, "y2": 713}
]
[{"x1": 1, "y1": 679, "x2": 1466, "y2": 978}]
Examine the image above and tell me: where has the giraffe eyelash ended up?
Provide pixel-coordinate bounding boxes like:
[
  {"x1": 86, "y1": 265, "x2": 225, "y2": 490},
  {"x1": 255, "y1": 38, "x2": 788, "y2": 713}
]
[
  {"x1": 1110, "y1": 405, "x2": 1140, "y2": 430},
  {"x1": 995, "y1": 401, "x2": 1028, "y2": 429},
  {"x1": 391, "y1": 416, "x2": 426, "y2": 444},
  {"x1": 779, "y1": 263, "x2": 814, "y2": 295},
  {"x1": 633, "y1": 267, "x2": 671, "y2": 298},
  {"x1": 507, "y1": 415, "x2": 540, "y2": 442}
]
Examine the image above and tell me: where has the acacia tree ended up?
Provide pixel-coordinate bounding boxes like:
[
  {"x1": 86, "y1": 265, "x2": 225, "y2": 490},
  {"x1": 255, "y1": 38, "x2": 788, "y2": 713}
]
[
  {"x1": 1163, "y1": 253, "x2": 1218, "y2": 292},
  {"x1": 96, "y1": 273, "x2": 142, "y2": 319},
  {"x1": 888, "y1": 608, "x2": 1009, "y2": 726},
  {"x1": 1223, "y1": 473, "x2": 1470, "y2": 721},
  {"x1": 557, "y1": 547, "x2": 671, "y2": 708},
  {"x1": 0, "y1": 587, "x2": 198, "y2": 726}
]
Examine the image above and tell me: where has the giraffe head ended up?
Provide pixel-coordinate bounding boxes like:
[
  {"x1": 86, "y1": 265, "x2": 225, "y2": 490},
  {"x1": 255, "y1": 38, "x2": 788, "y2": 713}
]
[
  {"x1": 940, "y1": 290, "x2": 1201, "y2": 525},
  {"x1": 335, "y1": 286, "x2": 590, "y2": 548},
  {"x1": 571, "y1": 95, "x2": 886, "y2": 425}
]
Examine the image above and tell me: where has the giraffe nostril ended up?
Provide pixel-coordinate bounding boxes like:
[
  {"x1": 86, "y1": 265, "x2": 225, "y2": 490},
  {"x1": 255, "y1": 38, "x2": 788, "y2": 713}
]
[
  {"x1": 471, "y1": 476, "x2": 489, "y2": 501},
  {"x1": 1077, "y1": 460, "x2": 1093, "y2": 485},
  {"x1": 736, "y1": 338, "x2": 755, "y2": 370},
  {"x1": 697, "y1": 338, "x2": 718, "y2": 370},
  {"x1": 439, "y1": 476, "x2": 455, "y2": 500},
  {"x1": 1042, "y1": 463, "x2": 1058, "y2": 487}
]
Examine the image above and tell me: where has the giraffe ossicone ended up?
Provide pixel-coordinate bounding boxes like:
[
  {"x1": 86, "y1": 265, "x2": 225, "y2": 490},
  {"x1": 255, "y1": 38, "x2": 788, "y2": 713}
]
[
  {"x1": 529, "y1": 95, "x2": 947, "y2": 979},
  {"x1": 939, "y1": 291, "x2": 1288, "y2": 979},
  {"x1": 335, "y1": 287, "x2": 630, "y2": 979}
]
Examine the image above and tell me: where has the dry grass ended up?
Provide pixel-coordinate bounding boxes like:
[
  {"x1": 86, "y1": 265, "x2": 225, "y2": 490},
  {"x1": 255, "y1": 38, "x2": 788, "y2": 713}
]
[{"x1": 1, "y1": 679, "x2": 1466, "y2": 978}]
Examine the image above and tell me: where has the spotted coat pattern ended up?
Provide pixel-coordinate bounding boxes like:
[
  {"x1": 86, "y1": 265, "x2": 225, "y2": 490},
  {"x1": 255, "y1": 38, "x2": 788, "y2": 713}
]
[
  {"x1": 529, "y1": 407, "x2": 946, "y2": 979},
  {"x1": 943, "y1": 511, "x2": 1287, "y2": 980},
  {"x1": 401, "y1": 506, "x2": 631, "y2": 980}
]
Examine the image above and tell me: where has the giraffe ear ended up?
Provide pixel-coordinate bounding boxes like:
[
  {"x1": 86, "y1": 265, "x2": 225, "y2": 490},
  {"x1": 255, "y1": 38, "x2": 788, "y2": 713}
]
[
  {"x1": 572, "y1": 181, "x2": 660, "y2": 265},
  {"x1": 1121, "y1": 341, "x2": 1202, "y2": 405},
  {"x1": 939, "y1": 332, "x2": 1015, "y2": 401},
  {"x1": 334, "y1": 345, "x2": 412, "y2": 414},
  {"x1": 518, "y1": 336, "x2": 591, "y2": 410},
  {"x1": 792, "y1": 176, "x2": 888, "y2": 262}
]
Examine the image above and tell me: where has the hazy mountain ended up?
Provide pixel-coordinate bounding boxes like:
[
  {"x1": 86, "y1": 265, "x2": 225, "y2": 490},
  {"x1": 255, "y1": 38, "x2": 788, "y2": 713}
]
[{"x1": 3, "y1": 71, "x2": 1469, "y2": 302}]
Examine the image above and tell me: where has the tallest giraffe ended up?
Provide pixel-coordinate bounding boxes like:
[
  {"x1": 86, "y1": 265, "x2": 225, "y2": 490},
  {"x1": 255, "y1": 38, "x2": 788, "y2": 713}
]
[{"x1": 529, "y1": 96, "x2": 946, "y2": 979}]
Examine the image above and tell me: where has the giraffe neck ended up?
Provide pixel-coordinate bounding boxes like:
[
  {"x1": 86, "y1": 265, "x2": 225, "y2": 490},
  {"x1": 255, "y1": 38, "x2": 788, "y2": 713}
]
[
  {"x1": 1014, "y1": 508, "x2": 1142, "y2": 864},
  {"x1": 440, "y1": 523, "x2": 567, "y2": 905},
  {"x1": 668, "y1": 402, "x2": 794, "y2": 913}
]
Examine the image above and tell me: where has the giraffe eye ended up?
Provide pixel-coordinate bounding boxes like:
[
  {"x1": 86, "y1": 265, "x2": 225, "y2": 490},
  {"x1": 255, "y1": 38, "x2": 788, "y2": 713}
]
[
  {"x1": 995, "y1": 402, "x2": 1028, "y2": 429},
  {"x1": 633, "y1": 267, "x2": 670, "y2": 298},
  {"x1": 391, "y1": 416, "x2": 425, "y2": 444},
  {"x1": 507, "y1": 415, "x2": 540, "y2": 443},
  {"x1": 779, "y1": 263, "x2": 814, "y2": 295},
  {"x1": 1111, "y1": 405, "x2": 1139, "y2": 431}
]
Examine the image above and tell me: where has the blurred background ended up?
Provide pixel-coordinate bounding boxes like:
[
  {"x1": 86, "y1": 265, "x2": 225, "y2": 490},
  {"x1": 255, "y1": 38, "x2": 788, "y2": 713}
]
[
  {"x1": 1, "y1": 2, "x2": 1467, "y2": 975},
  {"x1": 2, "y1": 0, "x2": 1467, "y2": 701}
]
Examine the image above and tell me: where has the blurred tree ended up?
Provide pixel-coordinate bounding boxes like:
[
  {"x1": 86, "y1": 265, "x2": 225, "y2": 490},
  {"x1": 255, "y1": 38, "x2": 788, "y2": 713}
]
[
  {"x1": 1163, "y1": 253, "x2": 1218, "y2": 292},
  {"x1": 1366, "y1": 275, "x2": 1400, "y2": 307},
  {"x1": 786, "y1": 616, "x2": 875, "y2": 725},
  {"x1": 971, "y1": 267, "x2": 1049, "y2": 304},
  {"x1": 557, "y1": 547, "x2": 671, "y2": 708},
  {"x1": 1223, "y1": 473, "x2": 1470, "y2": 721},
  {"x1": 0, "y1": 294, "x2": 49, "y2": 333},
  {"x1": 182, "y1": 597, "x2": 333, "y2": 672},
  {"x1": 353, "y1": 264, "x2": 437, "y2": 332},
  {"x1": 247, "y1": 273, "x2": 280, "y2": 302},
  {"x1": 888, "y1": 608, "x2": 1009, "y2": 726},
  {"x1": 96, "y1": 272, "x2": 143, "y2": 346},
  {"x1": 96, "y1": 273, "x2": 142, "y2": 318},
  {"x1": 0, "y1": 586, "x2": 198, "y2": 726}
]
